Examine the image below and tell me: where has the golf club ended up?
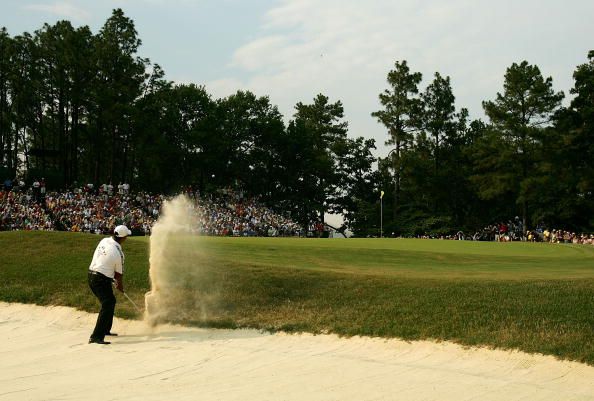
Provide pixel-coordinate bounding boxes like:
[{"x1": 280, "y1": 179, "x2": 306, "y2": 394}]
[{"x1": 123, "y1": 292, "x2": 142, "y2": 314}]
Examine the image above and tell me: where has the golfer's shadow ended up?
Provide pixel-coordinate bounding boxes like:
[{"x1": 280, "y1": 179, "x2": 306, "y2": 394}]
[{"x1": 112, "y1": 326, "x2": 269, "y2": 345}]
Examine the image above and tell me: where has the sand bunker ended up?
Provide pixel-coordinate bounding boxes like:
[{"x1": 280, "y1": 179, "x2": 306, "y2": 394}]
[{"x1": 1, "y1": 302, "x2": 593, "y2": 401}]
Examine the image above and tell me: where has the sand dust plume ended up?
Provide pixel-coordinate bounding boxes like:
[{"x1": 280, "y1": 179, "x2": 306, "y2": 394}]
[{"x1": 144, "y1": 194, "x2": 216, "y2": 326}]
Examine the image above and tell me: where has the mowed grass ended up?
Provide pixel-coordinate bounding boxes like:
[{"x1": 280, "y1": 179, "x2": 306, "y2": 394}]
[{"x1": 1, "y1": 231, "x2": 593, "y2": 364}]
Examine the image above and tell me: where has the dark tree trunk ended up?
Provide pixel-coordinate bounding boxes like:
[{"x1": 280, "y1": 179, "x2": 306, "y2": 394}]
[
  {"x1": 110, "y1": 125, "x2": 117, "y2": 183},
  {"x1": 58, "y1": 87, "x2": 67, "y2": 183},
  {"x1": 93, "y1": 118, "x2": 102, "y2": 185},
  {"x1": 8, "y1": 118, "x2": 16, "y2": 174},
  {"x1": 71, "y1": 105, "x2": 79, "y2": 184},
  {"x1": 0, "y1": 87, "x2": 6, "y2": 168},
  {"x1": 391, "y1": 127, "x2": 402, "y2": 222},
  {"x1": 39, "y1": 105, "x2": 46, "y2": 172}
]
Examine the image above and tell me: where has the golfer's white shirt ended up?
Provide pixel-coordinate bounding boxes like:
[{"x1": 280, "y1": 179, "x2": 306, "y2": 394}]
[{"x1": 89, "y1": 237, "x2": 124, "y2": 279}]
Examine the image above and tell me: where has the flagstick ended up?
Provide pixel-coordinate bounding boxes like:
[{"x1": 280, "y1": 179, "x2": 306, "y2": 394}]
[{"x1": 380, "y1": 193, "x2": 383, "y2": 238}]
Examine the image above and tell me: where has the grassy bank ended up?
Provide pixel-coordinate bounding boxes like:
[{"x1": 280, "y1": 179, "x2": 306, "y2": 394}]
[{"x1": 1, "y1": 231, "x2": 593, "y2": 364}]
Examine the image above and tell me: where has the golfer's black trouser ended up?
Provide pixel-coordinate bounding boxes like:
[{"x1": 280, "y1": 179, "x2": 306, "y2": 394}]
[{"x1": 88, "y1": 271, "x2": 116, "y2": 341}]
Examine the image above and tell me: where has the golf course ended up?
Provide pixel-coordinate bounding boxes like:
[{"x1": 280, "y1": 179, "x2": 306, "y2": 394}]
[{"x1": 1, "y1": 231, "x2": 593, "y2": 365}]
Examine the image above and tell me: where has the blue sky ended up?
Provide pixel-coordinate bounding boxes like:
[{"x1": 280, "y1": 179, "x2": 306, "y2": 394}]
[
  {"x1": 3, "y1": 0, "x2": 594, "y2": 157},
  {"x1": 2, "y1": 0, "x2": 276, "y2": 82}
]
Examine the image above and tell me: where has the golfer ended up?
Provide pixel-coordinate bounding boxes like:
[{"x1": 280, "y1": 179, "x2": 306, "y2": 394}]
[{"x1": 88, "y1": 225, "x2": 131, "y2": 344}]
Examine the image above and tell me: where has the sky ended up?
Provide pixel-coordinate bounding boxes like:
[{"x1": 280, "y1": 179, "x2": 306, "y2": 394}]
[{"x1": 2, "y1": 0, "x2": 594, "y2": 159}]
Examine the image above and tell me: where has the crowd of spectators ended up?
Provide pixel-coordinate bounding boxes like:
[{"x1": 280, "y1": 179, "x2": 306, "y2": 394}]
[
  {"x1": 412, "y1": 217, "x2": 594, "y2": 245},
  {"x1": 531, "y1": 228, "x2": 594, "y2": 244},
  {"x1": 0, "y1": 190, "x2": 53, "y2": 231},
  {"x1": 4, "y1": 179, "x2": 593, "y2": 243},
  {"x1": 0, "y1": 181, "x2": 303, "y2": 237},
  {"x1": 470, "y1": 218, "x2": 594, "y2": 244},
  {"x1": 472, "y1": 218, "x2": 525, "y2": 241},
  {"x1": 414, "y1": 230, "x2": 594, "y2": 244},
  {"x1": 45, "y1": 189, "x2": 162, "y2": 235},
  {"x1": 184, "y1": 187, "x2": 302, "y2": 237}
]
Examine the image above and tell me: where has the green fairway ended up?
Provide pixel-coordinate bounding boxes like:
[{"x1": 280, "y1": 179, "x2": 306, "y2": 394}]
[
  {"x1": 194, "y1": 236, "x2": 594, "y2": 279},
  {"x1": 1, "y1": 231, "x2": 593, "y2": 364}
]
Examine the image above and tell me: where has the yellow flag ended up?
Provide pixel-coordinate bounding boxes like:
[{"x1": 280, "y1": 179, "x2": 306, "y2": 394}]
[{"x1": 380, "y1": 190, "x2": 385, "y2": 199}]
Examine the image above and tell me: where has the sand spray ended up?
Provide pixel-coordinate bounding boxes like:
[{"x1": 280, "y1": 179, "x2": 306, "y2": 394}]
[{"x1": 144, "y1": 194, "x2": 218, "y2": 326}]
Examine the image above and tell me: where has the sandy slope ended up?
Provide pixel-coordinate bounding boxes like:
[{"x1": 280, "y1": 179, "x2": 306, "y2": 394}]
[{"x1": 1, "y1": 303, "x2": 593, "y2": 401}]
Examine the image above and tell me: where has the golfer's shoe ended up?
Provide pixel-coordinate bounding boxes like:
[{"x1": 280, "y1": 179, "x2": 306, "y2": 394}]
[{"x1": 88, "y1": 338, "x2": 111, "y2": 345}]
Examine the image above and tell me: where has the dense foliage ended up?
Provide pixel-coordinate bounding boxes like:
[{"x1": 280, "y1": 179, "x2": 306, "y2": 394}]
[
  {"x1": 1, "y1": 10, "x2": 592, "y2": 234},
  {"x1": 0, "y1": 10, "x2": 376, "y2": 229},
  {"x1": 368, "y1": 56, "x2": 594, "y2": 236}
]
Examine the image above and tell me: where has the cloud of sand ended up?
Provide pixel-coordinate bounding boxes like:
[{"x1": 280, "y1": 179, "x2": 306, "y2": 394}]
[{"x1": 144, "y1": 195, "x2": 217, "y2": 325}]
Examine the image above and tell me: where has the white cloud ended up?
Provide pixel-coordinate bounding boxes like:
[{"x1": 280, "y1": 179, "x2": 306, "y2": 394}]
[
  {"x1": 25, "y1": 1, "x2": 91, "y2": 22},
  {"x1": 204, "y1": 78, "x2": 247, "y2": 98},
  {"x1": 208, "y1": 0, "x2": 594, "y2": 155}
]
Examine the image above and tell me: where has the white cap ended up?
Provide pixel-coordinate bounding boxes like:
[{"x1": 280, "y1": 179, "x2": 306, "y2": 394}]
[{"x1": 114, "y1": 225, "x2": 132, "y2": 238}]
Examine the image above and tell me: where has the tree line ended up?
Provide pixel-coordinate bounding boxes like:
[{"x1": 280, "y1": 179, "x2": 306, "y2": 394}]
[
  {"x1": 0, "y1": 9, "x2": 376, "y2": 229},
  {"x1": 1, "y1": 9, "x2": 592, "y2": 234},
  {"x1": 367, "y1": 54, "x2": 594, "y2": 236}
]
